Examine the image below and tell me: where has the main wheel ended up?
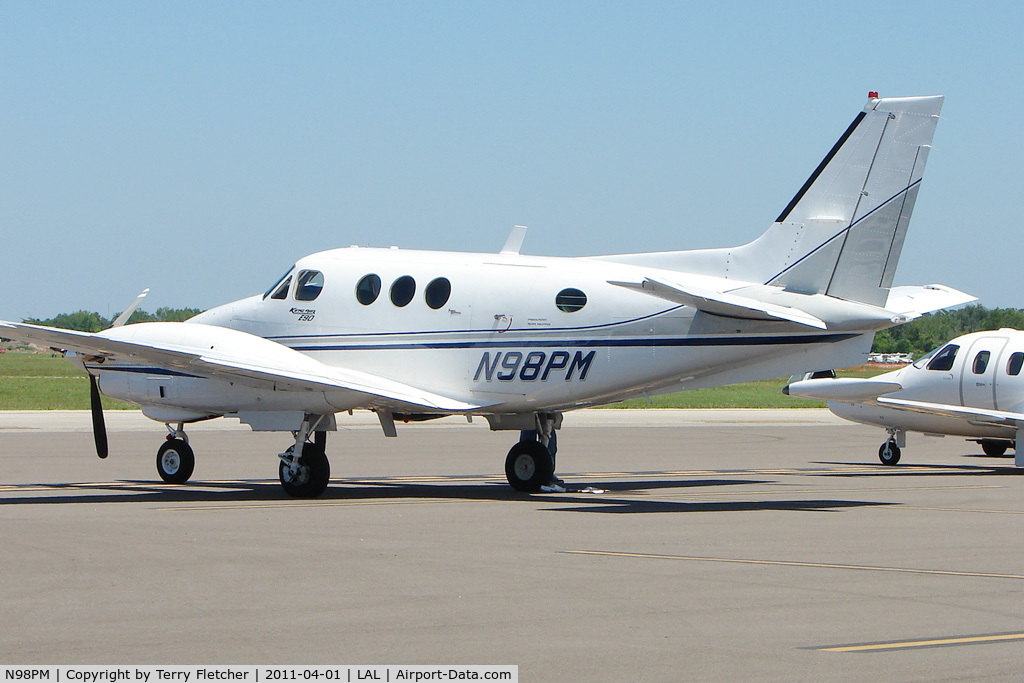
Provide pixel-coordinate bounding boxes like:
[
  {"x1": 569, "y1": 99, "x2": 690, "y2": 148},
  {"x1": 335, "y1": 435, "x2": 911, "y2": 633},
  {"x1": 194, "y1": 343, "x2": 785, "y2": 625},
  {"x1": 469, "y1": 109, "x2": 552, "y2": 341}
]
[
  {"x1": 981, "y1": 440, "x2": 1009, "y2": 457},
  {"x1": 279, "y1": 442, "x2": 330, "y2": 498},
  {"x1": 505, "y1": 440, "x2": 554, "y2": 492},
  {"x1": 878, "y1": 440, "x2": 901, "y2": 466},
  {"x1": 157, "y1": 439, "x2": 195, "y2": 484}
]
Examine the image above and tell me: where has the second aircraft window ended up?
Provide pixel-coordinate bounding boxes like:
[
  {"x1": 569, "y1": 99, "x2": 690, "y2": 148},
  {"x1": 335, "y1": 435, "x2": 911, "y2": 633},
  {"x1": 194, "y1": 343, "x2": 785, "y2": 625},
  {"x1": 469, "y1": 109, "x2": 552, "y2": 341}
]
[
  {"x1": 391, "y1": 276, "x2": 416, "y2": 307},
  {"x1": 1008, "y1": 352, "x2": 1024, "y2": 376},
  {"x1": 973, "y1": 351, "x2": 991, "y2": 374}
]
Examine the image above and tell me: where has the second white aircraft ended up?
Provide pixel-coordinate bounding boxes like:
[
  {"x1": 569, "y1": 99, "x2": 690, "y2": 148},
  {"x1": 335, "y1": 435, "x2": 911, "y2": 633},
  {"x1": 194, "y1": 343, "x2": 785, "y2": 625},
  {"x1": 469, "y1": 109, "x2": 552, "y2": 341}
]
[{"x1": 786, "y1": 329, "x2": 1024, "y2": 466}]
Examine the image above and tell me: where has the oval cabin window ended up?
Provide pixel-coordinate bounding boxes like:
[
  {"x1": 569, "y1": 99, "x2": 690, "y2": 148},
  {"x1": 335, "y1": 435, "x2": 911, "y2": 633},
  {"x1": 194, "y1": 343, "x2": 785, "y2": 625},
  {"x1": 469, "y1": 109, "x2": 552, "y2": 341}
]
[
  {"x1": 390, "y1": 276, "x2": 416, "y2": 307},
  {"x1": 555, "y1": 288, "x2": 587, "y2": 313},
  {"x1": 355, "y1": 274, "x2": 382, "y2": 305},
  {"x1": 424, "y1": 277, "x2": 451, "y2": 310}
]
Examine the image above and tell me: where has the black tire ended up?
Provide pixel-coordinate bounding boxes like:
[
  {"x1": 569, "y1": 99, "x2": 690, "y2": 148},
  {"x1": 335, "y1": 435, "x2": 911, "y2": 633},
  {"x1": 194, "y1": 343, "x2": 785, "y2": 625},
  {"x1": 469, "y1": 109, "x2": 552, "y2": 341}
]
[
  {"x1": 156, "y1": 439, "x2": 195, "y2": 484},
  {"x1": 981, "y1": 440, "x2": 1009, "y2": 457},
  {"x1": 279, "y1": 442, "x2": 330, "y2": 498},
  {"x1": 505, "y1": 440, "x2": 554, "y2": 492},
  {"x1": 878, "y1": 440, "x2": 901, "y2": 466}
]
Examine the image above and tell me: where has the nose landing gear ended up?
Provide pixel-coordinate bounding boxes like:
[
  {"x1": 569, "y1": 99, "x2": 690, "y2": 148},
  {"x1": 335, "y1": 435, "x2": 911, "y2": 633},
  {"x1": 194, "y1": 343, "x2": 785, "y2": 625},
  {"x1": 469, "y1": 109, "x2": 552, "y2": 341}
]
[
  {"x1": 878, "y1": 428, "x2": 905, "y2": 465},
  {"x1": 157, "y1": 423, "x2": 195, "y2": 483}
]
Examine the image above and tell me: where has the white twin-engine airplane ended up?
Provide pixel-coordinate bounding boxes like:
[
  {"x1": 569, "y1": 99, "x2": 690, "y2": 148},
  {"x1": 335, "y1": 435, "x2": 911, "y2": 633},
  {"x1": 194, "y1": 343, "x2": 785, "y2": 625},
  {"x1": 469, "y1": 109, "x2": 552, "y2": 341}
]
[
  {"x1": 785, "y1": 330, "x2": 1024, "y2": 467},
  {"x1": 1, "y1": 94, "x2": 975, "y2": 497}
]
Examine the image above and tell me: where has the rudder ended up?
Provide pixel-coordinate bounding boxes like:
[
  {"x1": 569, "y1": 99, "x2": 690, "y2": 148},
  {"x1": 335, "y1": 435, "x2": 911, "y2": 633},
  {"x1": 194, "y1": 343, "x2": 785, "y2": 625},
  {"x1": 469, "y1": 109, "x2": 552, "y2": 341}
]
[{"x1": 766, "y1": 95, "x2": 943, "y2": 305}]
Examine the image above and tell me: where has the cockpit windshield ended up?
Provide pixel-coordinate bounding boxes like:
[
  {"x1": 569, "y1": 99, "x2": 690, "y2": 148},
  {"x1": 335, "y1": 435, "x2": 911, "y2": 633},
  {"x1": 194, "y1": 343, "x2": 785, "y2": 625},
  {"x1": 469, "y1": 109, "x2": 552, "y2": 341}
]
[
  {"x1": 263, "y1": 266, "x2": 295, "y2": 300},
  {"x1": 912, "y1": 345, "x2": 942, "y2": 369},
  {"x1": 921, "y1": 343, "x2": 960, "y2": 372}
]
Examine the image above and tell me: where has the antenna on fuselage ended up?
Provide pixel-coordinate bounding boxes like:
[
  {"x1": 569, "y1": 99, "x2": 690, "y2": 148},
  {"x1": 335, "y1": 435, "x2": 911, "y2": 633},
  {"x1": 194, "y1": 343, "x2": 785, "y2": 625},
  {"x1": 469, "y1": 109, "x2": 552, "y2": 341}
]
[{"x1": 500, "y1": 225, "x2": 528, "y2": 255}]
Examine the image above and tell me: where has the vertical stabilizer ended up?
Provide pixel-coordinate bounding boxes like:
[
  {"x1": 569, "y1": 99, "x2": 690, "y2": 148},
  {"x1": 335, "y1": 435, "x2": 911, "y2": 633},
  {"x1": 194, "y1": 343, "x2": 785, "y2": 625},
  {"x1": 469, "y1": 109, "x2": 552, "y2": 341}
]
[
  {"x1": 767, "y1": 95, "x2": 943, "y2": 305},
  {"x1": 597, "y1": 95, "x2": 944, "y2": 308}
]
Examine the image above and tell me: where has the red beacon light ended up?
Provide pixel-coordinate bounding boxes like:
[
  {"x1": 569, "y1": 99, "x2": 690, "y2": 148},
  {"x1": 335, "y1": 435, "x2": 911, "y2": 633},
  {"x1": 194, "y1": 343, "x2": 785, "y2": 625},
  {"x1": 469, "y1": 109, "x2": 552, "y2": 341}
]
[{"x1": 868, "y1": 91, "x2": 880, "y2": 99}]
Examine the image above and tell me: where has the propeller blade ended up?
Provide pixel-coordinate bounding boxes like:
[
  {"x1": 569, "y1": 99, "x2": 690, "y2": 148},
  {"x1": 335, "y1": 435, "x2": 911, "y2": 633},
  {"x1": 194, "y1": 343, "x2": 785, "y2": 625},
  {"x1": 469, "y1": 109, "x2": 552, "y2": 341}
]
[{"x1": 88, "y1": 373, "x2": 109, "y2": 459}]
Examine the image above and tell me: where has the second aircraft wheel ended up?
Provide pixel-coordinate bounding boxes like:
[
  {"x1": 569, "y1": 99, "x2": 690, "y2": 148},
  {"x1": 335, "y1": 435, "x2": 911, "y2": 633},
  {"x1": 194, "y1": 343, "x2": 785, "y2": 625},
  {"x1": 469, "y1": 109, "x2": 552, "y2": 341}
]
[
  {"x1": 981, "y1": 440, "x2": 1009, "y2": 457},
  {"x1": 505, "y1": 440, "x2": 554, "y2": 492},
  {"x1": 279, "y1": 442, "x2": 331, "y2": 498},
  {"x1": 157, "y1": 438, "x2": 195, "y2": 484},
  {"x1": 878, "y1": 440, "x2": 901, "y2": 466}
]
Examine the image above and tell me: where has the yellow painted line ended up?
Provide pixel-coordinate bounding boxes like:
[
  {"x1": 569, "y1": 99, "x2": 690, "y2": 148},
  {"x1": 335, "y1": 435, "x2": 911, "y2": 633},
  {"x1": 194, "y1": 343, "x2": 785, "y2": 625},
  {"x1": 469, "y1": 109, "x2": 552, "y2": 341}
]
[
  {"x1": 903, "y1": 505, "x2": 1024, "y2": 515},
  {"x1": 567, "y1": 550, "x2": 1024, "y2": 581},
  {"x1": 817, "y1": 632, "x2": 1024, "y2": 652}
]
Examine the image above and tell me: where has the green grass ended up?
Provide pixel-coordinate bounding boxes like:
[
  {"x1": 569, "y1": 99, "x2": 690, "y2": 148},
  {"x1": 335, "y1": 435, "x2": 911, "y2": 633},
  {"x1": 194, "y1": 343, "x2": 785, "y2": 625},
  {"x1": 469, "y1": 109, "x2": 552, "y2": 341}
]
[
  {"x1": 0, "y1": 350, "x2": 894, "y2": 411},
  {"x1": 606, "y1": 367, "x2": 885, "y2": 409},
  {"x1": 0, "y1": 352, "x2": 135, "y2": 410}
]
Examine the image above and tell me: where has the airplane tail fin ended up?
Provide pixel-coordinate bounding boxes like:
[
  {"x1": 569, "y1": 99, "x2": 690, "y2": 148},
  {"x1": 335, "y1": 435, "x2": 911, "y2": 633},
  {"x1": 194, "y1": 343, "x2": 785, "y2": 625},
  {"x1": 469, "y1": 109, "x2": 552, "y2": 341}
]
[
  {"x1": 763, "y1": 94, "x2": 943, "y2": 306},
  {"x1": 599, "y1": 95, "x2": 945, "y2": 309}
]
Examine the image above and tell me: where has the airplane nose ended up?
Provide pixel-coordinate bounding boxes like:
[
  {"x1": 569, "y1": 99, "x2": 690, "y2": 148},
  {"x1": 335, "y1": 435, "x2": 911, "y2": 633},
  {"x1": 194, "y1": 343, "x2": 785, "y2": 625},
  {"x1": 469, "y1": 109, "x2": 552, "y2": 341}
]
[{"x1": 782, "y1": 385, "x2": 790, "y2": 396}]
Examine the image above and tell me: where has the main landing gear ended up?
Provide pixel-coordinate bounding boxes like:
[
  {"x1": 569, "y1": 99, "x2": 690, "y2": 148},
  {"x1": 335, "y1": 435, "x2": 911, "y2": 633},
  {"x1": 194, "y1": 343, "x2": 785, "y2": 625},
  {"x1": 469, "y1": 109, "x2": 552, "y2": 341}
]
[
  {"x1": 975, "y1": 439, "x2": 1015, "y2": 457},
  {"x1": 279, "y1": 430, "x2": 330, "y2": 498},
  {"x1": 505, "y1": 414, "x2": 562, "y2": 492},
  {"x1": 152, "y1": 416, "x2": 332, "y2": 498}
]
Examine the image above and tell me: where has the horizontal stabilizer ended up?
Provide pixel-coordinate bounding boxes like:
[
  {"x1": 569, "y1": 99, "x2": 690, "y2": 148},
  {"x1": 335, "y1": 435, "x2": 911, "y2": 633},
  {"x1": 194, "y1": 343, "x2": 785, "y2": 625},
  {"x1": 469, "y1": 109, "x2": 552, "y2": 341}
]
[
  {"x1": 610, "y1": 277, "x2": 827, "y2": 329},
  {"x1": 783, "y1": 377, "x2": 903, "y2": 401},
  {"x1": 885, "y1": 284, "x2": 977, "y2": 321}
]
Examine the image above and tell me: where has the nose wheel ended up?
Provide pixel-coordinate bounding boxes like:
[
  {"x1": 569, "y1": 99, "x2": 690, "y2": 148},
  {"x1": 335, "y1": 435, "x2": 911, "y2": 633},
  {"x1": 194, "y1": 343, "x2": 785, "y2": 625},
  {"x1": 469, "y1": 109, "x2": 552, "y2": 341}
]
[
  {"x1": 878, "y1": 439, "x2": 901, "y2": 465},
  {"x1": 157, "y1": 438, "x2": 195, "y2": 483}
]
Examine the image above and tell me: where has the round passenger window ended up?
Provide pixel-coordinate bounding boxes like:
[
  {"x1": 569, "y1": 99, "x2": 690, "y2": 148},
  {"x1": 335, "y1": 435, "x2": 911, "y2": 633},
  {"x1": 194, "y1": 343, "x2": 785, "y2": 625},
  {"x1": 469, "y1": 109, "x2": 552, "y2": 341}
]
[
  {"x1": 294, "y1": 270, "x2": 324, "y2": 302},
  {"x1": 555, "y1": 288, "x2": 587, "y2": 313},
  {"x1": 424, "y1": 277, "x2": 451, "y2": 310},
  {"x1": 390, "y1": 276, "x2": 416, "y2": 307},
  {"x1": 355, "y1": 274, "x2": 381, "y2": 305}
]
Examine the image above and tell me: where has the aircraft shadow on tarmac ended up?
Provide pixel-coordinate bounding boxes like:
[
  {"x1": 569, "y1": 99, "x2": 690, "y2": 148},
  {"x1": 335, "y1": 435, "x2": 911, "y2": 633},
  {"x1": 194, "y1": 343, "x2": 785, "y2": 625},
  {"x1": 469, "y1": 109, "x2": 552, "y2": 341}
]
[
  {"x1": 0, "y1": 474, "x2": 892, "y2": 514},
  {"x1": 815, "y1": 460, "x2": 1024, "y2": 479}
]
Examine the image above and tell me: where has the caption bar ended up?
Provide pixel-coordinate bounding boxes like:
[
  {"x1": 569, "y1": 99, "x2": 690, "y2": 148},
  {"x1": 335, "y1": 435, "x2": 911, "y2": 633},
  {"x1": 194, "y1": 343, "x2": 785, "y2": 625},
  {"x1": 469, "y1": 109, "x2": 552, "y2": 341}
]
[{"x1": 0, "y1": 668, "x2": 517, "y2": 683}]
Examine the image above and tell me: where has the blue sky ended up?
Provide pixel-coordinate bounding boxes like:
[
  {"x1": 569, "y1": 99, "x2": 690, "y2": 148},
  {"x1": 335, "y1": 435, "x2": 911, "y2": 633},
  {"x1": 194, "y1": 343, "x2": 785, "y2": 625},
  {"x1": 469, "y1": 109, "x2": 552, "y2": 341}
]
[{"x1": 2, "y1": 1, "x2": 1021, "y2": 320}]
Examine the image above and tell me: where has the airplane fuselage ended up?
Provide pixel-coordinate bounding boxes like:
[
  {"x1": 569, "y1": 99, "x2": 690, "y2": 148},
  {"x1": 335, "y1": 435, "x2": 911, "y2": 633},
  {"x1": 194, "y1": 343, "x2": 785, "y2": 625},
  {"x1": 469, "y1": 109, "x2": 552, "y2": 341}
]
[{"x1": 89, "y1": 246, "x2": 880, "y2": 424}]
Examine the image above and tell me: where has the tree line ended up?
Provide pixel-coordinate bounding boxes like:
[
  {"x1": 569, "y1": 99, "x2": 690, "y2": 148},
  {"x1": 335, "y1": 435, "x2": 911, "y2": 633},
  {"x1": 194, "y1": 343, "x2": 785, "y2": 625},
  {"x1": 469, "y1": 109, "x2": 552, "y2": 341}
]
[
  {"x1": 9, "y1": 304, "x2": 1024, "y2": 360},
  {"x1": 871, "y1": 306, "x2": 1024, "y2": 358},
  {"x1": 22, "y1": 307, "x2": 204, "y2": 333}
]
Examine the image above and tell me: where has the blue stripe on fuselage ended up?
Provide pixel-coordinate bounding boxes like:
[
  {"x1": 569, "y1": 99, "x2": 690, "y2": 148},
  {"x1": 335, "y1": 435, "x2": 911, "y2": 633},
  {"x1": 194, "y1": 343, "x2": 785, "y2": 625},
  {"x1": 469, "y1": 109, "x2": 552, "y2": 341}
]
[{"x1": 282, "y1": 333, "x2": 858, "y2": 352}]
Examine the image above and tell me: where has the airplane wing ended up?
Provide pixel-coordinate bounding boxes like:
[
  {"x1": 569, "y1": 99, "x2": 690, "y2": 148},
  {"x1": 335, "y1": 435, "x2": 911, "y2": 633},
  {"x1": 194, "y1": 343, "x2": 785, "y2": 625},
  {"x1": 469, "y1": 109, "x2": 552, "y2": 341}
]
[
  {"x1": 609, "y1": 277, "x2": 827, "y2": 329},
  {"x1": 784, "y1": 375, "x2": 1024, "y2": 428},
  {"x1": 783, "y1": 376, "x2": 904, "y2": 401},
  {"x1": 875, "y1": 397, "x2": 1024, "y2": 429},
  {"x1": 0, "y1": 320, "x2": 482, "y2": 412}
]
